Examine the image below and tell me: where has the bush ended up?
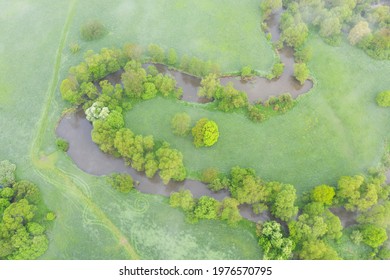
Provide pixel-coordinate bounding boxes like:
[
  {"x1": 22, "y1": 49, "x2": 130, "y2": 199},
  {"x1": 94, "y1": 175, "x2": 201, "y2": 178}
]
[
  {"x1": 171, "y1": 112, "x2": 191, "y2": 136},
  {"x1": 248, "y1": 106, "x2": 266, "y2": 122},
  {"x1": 80, "y1": 20, "x2": 107, "y2": 41},
  {"x1": 294, "y1": 63, "x2": 309, "y2": 85},
  {"x1": 376, "y1": 90, "x2": 390, "y2": 107},
  {"x1": 108, "y1": 173, "x2": 134, "y2": 193},
  {"x1": 69, "y1": 43, "x2": 81, "y2": 54},
  {"x1": 192, "y1": 118, "x2": 219, "y2": 147},
  {"x1": 201, "y1": 168, "x2": 219, "y2": 183},
  {"x1": 46, "y1": 212, "x2": 56, "y2": 221},
  {"x1": 56, "y1": 138, "x2": 69, "y2": 152}
]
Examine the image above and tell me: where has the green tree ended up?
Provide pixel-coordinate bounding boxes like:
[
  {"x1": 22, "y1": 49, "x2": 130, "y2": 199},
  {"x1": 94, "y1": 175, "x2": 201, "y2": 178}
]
[
  {"x1": 376, "y1": 90, "x2": 390, "y2": 107},
  {"x1": 148, "y1": 44, "x2": 165, "y2": 63},
  {"x1": 192, "y1": 118, "x2": 219, "y2": 147},
  {"x1": 294, "y1": 63, "x2": 309, "y2": 85},
  {"x1": 169, "y1": 189, "x2": 195, "y2": 212},
  {"x1": 194, "y1": 196, "x2": 221, "y2": 220},
  {"x1": 320, "y1": 16, "x2": 342, "y2": 38},
  {"x1": 299, "y1": 240, "x2": 340, "y2": 260},
  {"x1": 59, "y1": 77, "x2": 81, "y2": 105},
  {"x1": 198, "y1": 73, "x2": 221, "y2": 100},
  {"x1": 121, "y1": 67, "x2": 146, "y2": 98},
  {"x1": 282, "y1": 22, "x2": 309, "y2": 49},
  {"x1": 123, "y1": 43, "x2": 143, "y2": 61},
  {"x1": 80, "y1": 20, "x2": 107, "y2": 41},
  {"x1": 142, "y1": 82, "x2": 157, "y2": 100},
  {"x1": 271, "y1": 184, "x2": 298, "y2": 222},
  {"x1": 171, "y1": 112, "x2": 191, "y2": 136},
  {"x1": 156, "y1": 144, "x2": 186, "y2": 184},
  {"x1": 166, "y1": 48, "x2": 178, "y2": 66},
  {"x1": 220, "y1": 198, "x2": 242, "y2": 226},
  {"x1": 108, "y1": 173, "x2": 134, "y2": 193},
  {"x1": 258, "y1": 221, "x2": 294, "y2": 260},
  {"x1": 201, "y1": 168, "x2": 219, "y2": 184},
  {"x1": 215, "y1": 83, "x2": 248, "y2": 112},
  {"x1": 12, "y1": 180, "x2": 41, "y2": 204},
  {"x1": 356, "y1": 201, "x2": 390, "y2": 229},
  {"x1": 360, "y1": 224, "x2": 388, "y2": 249},
  {"x1": 311, "y1": 185, "x2": 335, "y2": 205},
  {"x1": 348, "y1": 21, "x2": 371, "y2": 46},
  {"x1": 260, "y1": 0, "x2": 282, "y2": 19},
  {"x1": 241, "y1": 65, "x2": 253, "y2": 79},
  {"x1": 0, "y1": 160, "x2": 16, "y2": 188}
]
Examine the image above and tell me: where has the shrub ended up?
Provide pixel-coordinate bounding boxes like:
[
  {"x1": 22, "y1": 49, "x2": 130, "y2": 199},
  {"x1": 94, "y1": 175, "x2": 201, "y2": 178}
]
[
  {"x1": 241, "y1": 65, "x2": 253, "y2": 79},
  {"x1": 171, "y1": 112, "x2": 191, "y2": 136},
  {"x1": 294, "y1": 63, "x2": 309, "y2": 85},
  {"x1": 108, "y1": 173, "x2": 134, "y2": 193},
  {"x1": 376, "y1": 90, "x2": 390, "y2": 107},
  {"x1": 80, "y1": 20, "x2": 107, "y2": 41},
  {"x1": 56, "y1": 138, "x2": 69, "y2": 152},
  {"x1": 201, "y1": 168, "x2": 219, "y2": 183},
  {"x1": 69, "y1": 42, "x2": 81, "y2": 54},
  {"x1": 46, "y1": 212, "x2": 56, "y2": 221}
]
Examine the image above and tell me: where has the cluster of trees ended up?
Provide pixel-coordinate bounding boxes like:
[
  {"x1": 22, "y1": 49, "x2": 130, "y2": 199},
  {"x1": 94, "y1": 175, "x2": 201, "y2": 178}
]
[
  {"x1": 257, "y1": 221, "x2": 294, "y2": 260},
  {"x1": 279, "y1": 0, "x2": 389, "y2": 59},
  {"x1": 121, "y1": 61, "x2": 182, "y2": 100},
  {"x1": 169, "y1": 190, "x2": 242, "y2": 226},
  {"x1": 92, "y1": 114, "x2": 186, "y2": 184},
  {"x1": 60, "y1": 48, "x2": 127, "y2": 105},
  {"x1": 192, "y1": 118, "x2": 219, "y2": 147},
  {"x1": 147, "y1": 44, "x2": 220, "y2": 77},
  {"x1": 207, "y1": 166, "x2": 299, "y2": 222},
  {"x1": 197, "y1": 74, "x2": 248, "y2": 112},
  {"x1": 288, "y1": 184, "x2": 342, "y2": 259},
  {"x1": 0, "y1": 160, "x2": 52, "y2": 260},
  {"x1": 248, "y1": 93, "x2": 296, "y2": 123}
]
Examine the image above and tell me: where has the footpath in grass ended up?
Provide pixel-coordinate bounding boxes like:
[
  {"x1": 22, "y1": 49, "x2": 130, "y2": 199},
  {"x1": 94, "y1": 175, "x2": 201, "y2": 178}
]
[{"x1": 125, "y1": 36, "x2": 390, "y2": 194}]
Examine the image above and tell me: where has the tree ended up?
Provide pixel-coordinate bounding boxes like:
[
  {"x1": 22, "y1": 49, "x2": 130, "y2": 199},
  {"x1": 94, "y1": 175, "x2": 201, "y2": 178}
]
[
  {"x1": 350, "y1": 230, "x2": 363, "y2": 245},
  {"x1": 258, "y1": 221, "x2": 294, "y2": 260},
  {"x1": 0, "y1": 160, "x2": 16, "y2": 188},
  {"x1": 260, "y1": 0, "x2": 282, "y2": 19},
  {"x1": 193, "y1": 196, "x2": 221, "y2": 220},
  {"x1": 12, "y1": 180, "x2": 41, "y2": 204},
  {"x1": 268, "y1": 63, "x2": 284, "y2": 79},
  {"x1": 282, "y1": 22, "x2": 309, "y2": 49},
  {"x1": 356, "y1": 201, "x2": 390, "y2": 229},
  {"x1": 144, "y1": 153, "x2": 159, "y2": 178},
  {"x1": 208, "y1": 177, "x2": 230, "y2": 192},
  {"x1": 80, "y1": 20, "x2": 107, "y2": 41},
  {"x1": 215, "y1": 83, "x2": 248, "y2": 112},
  {"x1": 169, "y1": 189, "x2": 195, "y2": 212},
  {"x1": 60, "y1": 77, "x2": 81, "y2": 104},
  {"x1": 156, "y1": 144, "x2": 186, "y2": 184},
  {"x1": 121, "y1": 68, "x2": 146, "y2": 98},
  {"x1": 360, "y1": 224, "x2": 388, "y2": 249},
  {"x1": 294, "y1": 63, "x2": 309, "y2": 85},
  {"x1": 92, "y1": 111, "x2": 124, "y2": 154},
  {"x1": 192, "y1": 118, "x2": 219, "y2": 147},
  {"x1": 142, "y1": 82, "x2": 157, "y2": 100},
  {"x1": 198, "y1": 73, "x2": 221, "y2": 100},
  {"x1": 220, "y1": 198, "x2": 242, "y2": 226},
  {"x1": 123, "y1": 43, "x2": 143, "y2": 60},
  {"x1": 171, "y1": 112, "x2": 191, "y2": 136},
  {"x1": 148, "y1": 44, "x2": 165, "y2": 63},
  {"x1": 294, "y1": 47, "x2": 312, "y2": 63},
  {"x1": 320, "y1": 16, "x2": 342, "y2": 38},
  {"x1": 233, "y1": 175, "x2": 268, "y2": 205},
  {"x1": 241, "y1": 65, "x2": 253, "y2": 79},
  {"x1": 201, "y1": 168, "x2": 219, "y2": 184},
  {"x1": 248, "y1": 106, "x2": 266, "y2": 122},
  {"x1": 348, "y1": 21, "x2": 371, "y2": 46},
  {"x1": 311, "y1": 185, "x2": 335, "y2": 205},
  {"x1": 376, "y1": 90, "x2": 390, "y2": 107},
  {"x1": 271, "y1": 184, "x2": 298, "y2": 222},
  {"x1": 166, "y1": 48, "x2": 178, "y2": 66},
  {"x1": 85, "y1": 101, "x2": 110, "y2": 122},
  {"x1": 108, "y1": 173, "x2": 133, "y2": 193},
  {"x1": 299, "y1": 240, "x2": 340, "y2": 260}
]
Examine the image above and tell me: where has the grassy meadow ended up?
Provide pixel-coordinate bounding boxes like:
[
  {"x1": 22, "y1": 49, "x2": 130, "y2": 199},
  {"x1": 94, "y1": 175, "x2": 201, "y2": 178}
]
[
  {"x1": 125, "y1": 36, "x2": 390, "y2": 194},
  {"x1": 0, "y1": 0, "x2": 271, "y2": 259}
]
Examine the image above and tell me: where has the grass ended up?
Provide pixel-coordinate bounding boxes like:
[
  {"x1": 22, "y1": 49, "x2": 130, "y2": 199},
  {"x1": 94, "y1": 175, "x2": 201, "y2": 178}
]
[
  {"x1": 125, "y1": 35, "x2": 390, "y2": 195},
  {"x1": 0, "y1": 0, "x2": 267, "y2": 259}
]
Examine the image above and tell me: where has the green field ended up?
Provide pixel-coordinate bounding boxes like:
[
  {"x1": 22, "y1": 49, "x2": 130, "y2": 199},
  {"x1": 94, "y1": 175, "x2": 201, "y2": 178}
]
[
  {"x1": 0, "y1": 0, "x2": 271, "y2": 259},
  {"x1": 1, "y1": 0, "x2": 389, "y2": 260},
  {"x1": 125, "y1": 36, "x2": 390, "y2": 194}
]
